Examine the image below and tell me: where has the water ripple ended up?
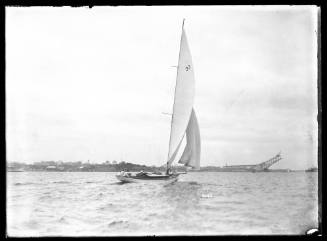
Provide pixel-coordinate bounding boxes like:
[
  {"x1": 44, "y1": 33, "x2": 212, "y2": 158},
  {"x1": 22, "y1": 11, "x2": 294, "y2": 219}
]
[{"x1": 6, "y1": 172, "x2": 318, "y2": 236}]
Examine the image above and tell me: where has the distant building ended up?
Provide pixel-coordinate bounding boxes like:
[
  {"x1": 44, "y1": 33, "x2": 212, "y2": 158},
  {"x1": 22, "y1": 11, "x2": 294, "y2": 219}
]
[
  {"x1": 305, "y1": 167, "x2": 318, "y2": 172},
  {"x1": 46, "y1": 166, "x2": 57, "y2": 170}
]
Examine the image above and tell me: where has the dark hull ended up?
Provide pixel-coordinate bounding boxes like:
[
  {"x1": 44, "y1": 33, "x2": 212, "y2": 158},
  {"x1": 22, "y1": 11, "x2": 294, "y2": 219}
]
[{"x1": 116, "y1": 173, "x2": 179, "y2": 183}]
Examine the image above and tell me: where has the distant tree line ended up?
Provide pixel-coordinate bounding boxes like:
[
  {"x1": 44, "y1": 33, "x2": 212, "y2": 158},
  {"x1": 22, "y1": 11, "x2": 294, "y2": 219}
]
[
  {"x1": 6, "y1": 161, "x2": 299, "y2": 172},
  {"x1": 6, "y1": 161, "x2": 188, "y2": 172}
]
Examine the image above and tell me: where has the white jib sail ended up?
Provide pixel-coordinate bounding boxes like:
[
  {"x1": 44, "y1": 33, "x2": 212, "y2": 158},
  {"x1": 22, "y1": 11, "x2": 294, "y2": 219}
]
[
  {"x1": 167, "y1": 27, "x2": 195, "y2": 167},
  {"x1": 178, "y1": 108, "x2": 201, "y2": 169}
]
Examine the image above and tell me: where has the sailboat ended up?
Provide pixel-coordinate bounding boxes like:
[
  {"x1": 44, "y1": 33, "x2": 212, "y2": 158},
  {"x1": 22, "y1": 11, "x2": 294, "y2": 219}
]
[{"x1": 116, "y1": 20, "x2": 200, "y2": 183}]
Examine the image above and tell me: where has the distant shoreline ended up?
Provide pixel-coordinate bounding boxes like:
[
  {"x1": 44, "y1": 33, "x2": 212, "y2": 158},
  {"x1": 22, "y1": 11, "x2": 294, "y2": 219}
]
[
  {"x1": 7, "y1": 170, "x2": 310, "y2": 173},
  {"x1": 6, "y1": 161, "x2": 314, "y2": 173}
]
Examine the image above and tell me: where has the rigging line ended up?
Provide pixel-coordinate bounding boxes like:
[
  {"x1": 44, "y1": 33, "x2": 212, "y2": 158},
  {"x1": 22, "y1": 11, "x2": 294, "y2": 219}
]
[
  {"x1": 225, "y1": 89, "x2": 245, "y2": 113},
  {"x1": 162, "y1": 112, "x2": 173, "y2": 116}
]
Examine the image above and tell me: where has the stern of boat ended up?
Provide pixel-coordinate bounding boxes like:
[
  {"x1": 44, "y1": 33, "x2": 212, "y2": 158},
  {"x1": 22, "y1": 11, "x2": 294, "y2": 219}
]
[{"x1": 116, "y1": 174, "x2": 136, "y2": 183}]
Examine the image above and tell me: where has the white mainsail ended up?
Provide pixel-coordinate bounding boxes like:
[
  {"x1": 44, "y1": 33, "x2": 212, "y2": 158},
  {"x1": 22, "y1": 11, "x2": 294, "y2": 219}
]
[
  {"x1": 178, "y1": 108, "x2": 201, "y2": 169},
  {"x1": 167, "y1": 22, "x2": 198, "y2": 169}
]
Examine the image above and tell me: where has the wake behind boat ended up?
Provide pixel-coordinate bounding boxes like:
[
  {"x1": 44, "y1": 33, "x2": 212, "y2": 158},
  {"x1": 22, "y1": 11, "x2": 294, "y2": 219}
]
[{"x1": 116, "y1": 19, "x2": 200, "y2": 183}]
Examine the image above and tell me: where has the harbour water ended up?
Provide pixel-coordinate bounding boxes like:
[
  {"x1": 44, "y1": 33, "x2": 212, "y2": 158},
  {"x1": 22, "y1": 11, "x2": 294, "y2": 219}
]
[{"x1": 6, "y1": 172, "x2": 318, "y2": 236}]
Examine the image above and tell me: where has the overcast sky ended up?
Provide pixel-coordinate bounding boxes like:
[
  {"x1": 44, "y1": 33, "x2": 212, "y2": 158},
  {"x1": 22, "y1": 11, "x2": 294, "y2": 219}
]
[{"x1": 6, "y1": 6, "x2": 318, "y2": 169}]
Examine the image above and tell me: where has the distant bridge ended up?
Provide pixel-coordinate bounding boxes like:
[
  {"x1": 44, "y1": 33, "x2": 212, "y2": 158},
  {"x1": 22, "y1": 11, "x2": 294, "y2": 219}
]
[
  {"x1": 223, "y1": 152, "x2": 282, "y2": 172},
  {"x1": 252, "y1": 152, "x2": 282, "y2": 171}
]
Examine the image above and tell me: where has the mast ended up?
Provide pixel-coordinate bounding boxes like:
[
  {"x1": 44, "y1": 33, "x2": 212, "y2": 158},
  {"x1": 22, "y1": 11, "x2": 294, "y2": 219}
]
[{"x1": 166, "y1": 19, "x2": 185, "y2": 172}]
